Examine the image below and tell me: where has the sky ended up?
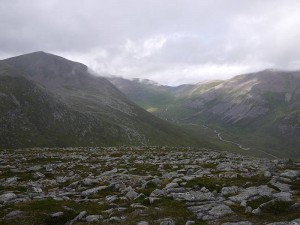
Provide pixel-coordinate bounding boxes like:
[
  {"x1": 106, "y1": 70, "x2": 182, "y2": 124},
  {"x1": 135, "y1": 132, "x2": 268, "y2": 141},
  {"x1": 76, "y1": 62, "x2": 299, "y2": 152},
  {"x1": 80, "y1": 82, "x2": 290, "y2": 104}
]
[{"x1": 1, "y1": 0, "x2": 300, "y2": 85}]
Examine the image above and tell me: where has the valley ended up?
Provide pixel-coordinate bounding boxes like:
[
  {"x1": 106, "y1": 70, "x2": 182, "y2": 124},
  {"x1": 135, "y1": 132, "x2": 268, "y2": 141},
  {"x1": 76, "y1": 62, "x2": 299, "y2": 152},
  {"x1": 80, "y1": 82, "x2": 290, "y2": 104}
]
[
  {"x1": 0, "y1": 52, "x2": 299, "y2": 225},
  {"x1": 1, "y1": 1, "x2": 300, "y2": 225},
  {"x1": 109, "y1": 71, "x2": 300, "y2": 159}
]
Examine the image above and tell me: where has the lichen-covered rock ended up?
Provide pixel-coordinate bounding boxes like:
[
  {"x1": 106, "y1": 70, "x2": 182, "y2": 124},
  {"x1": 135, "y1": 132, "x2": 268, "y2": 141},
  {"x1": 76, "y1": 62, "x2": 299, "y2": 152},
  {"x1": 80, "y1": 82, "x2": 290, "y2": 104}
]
[
  {"x1": 159, "y1": 218, "x2": 176, "y2": 225},
  {"x1": 173, "y1": 191, "x2": 215, "y2": 202},
  {"x1": 280, "y1": 170, "x2": 300, "y2": 180},
  {"x1": 0, "y1": 193, "x2": 17, "y2": 204},
  {"x1": 85, "y1": 215, "x2": 103, "y2": 222},
  {"x1": 81, "y1": 186, "x2": 108, "y2": 197},
  {"x1": 125, "y1": 187, "x2": 139, "y2": 200},
  {"x1": 222, "y1": 221, "x2": 253, "y2": 225},
  {"x1": 221, "y1": 186, "x2": 240, "y2": 196}
]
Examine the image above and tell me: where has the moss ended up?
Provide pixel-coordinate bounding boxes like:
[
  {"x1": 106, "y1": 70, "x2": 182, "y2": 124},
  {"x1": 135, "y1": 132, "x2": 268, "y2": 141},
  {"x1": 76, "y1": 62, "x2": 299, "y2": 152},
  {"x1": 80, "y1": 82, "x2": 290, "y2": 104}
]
[
  {"x1": 120, "y1": 197, "x2": 202, "y2": 225},
  {"x1": 110, "y1": 152, "x2": 124, "y2": 158},
  {"x1": 139, "y1": 182, "x2": 157, "y2": 196},
  {"x1": 184, "y1": 175, "x2": 269, "y2": 192},
  {"x1": 129, "y1": 164, "x2": 159, "y2": 176},
  {"x1": 0, "y1": 199, "x2": 111, "y2": 225},
  {"x1": 262, "y1": 200, "x2": 293, "y2": 215},
  {"x1": 184, "y1": 177, "x2": 223, "y2": 192},
  {"x1": 88, "y1": 187, "x2": 117, "y2": 199},
  {"x1": 202, "y1": 163, "x2": 217, "y2": 169},
  {"x1": 247, "y1": 196, "x2": 272, "y2": 209},
  {"x1": 0, "y1": 185, "x2": 27, "y2": 193}
]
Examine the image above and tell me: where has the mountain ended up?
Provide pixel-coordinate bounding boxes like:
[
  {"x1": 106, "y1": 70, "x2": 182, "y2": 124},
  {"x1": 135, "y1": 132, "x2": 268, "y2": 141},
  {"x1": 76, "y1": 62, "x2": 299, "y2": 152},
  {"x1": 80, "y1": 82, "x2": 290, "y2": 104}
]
[
  {"x1": 109, "y1": 71, "x2": 300, "y2": 158},
  {"x1": 182, "y1": 70, "x2": 300, "y2": 158},
  {"x1": 0, "y1": 52, "x2": 206, "y2": 148},
  {"x1": 108, "y1": 77, "x2": 223, "y2": 121}
]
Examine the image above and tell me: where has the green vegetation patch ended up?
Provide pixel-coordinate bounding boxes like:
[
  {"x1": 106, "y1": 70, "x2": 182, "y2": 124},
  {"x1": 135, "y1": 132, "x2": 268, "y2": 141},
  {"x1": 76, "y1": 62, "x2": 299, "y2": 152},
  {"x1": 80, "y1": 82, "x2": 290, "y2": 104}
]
[
  {"x1": 184, "y1": 175, "x2": 269, "y2": 192},
  {"x1": 0, "y1": 199, "x2": 110, "y2": 225},
  {"x1": 247, "y1": 196, "x2": 272, "y2": 209}
]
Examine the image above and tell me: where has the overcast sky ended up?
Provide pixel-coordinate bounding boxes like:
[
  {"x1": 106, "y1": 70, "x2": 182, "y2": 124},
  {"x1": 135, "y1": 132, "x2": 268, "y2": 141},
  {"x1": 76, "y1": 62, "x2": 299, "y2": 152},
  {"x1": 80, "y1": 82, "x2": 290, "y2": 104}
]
[{"x1": 1, "y1": 0, "x2": 300, "y2": 85}]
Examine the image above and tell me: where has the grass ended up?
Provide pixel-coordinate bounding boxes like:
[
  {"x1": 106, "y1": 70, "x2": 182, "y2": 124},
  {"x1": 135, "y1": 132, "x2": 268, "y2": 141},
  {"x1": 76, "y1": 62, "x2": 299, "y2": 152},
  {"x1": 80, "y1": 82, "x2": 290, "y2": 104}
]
[
  {"x1": 201, "y1": 162, "x2": 217, "y2": 169},
  {"x1": 0, "y1": 193, "x2": 204, "y2": 225},
  {"x1": 128, "y1": 164, "x2": 159, "y2": 176},
  {"x1": 138, "y1": 182, "x2": 158, "y2": 196},
  {"x1": 88, "y1": 187, "x2": 117, "y2": 199},
  {"x1": 0, "y1": 199, "x2": 110, "y2": 225},
  {"x1": 224, "y1": 200, "x2": 300, "y2": 224},
  {"x1": 247, "y1": 196, "x2": 272, "y2": 209},
  {"x1": 119, "y1": 197, "x2": 206, "y2": 225},
  {"x1": 184, "y1": 175, "x2": 270, "y2": 192}
]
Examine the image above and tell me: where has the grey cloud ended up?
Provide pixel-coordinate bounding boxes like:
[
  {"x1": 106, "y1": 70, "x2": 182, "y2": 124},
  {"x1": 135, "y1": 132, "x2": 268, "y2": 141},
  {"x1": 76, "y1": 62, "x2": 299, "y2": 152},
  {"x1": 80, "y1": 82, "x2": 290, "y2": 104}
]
[{"x1": 1, "y1": 0, "x2": 300, "y2": 85}]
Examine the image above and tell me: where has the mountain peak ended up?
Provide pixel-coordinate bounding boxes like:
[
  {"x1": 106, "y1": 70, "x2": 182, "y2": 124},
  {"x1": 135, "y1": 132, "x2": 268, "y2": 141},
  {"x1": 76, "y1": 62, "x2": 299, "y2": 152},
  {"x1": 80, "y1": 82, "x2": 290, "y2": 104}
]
[{"x1": 2, "y1": 51, "x2": 88, "y2": 81}]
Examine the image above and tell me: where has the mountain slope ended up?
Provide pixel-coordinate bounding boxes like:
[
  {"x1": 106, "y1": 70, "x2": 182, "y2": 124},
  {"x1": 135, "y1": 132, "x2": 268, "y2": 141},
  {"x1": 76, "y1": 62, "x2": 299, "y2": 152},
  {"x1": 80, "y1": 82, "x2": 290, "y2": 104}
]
[
  {"x1": 108, "y1": 77, "x2": 177, "y2": 112},
  {"x1": 0, "y1": 52, "x2": 207, "y2": 148},
  {"x1": 110, "y1": 71, "x2": 300, "y2": 158},
  {"x1": 182, "y1": 70, "x2": 300, "y2": 158}
]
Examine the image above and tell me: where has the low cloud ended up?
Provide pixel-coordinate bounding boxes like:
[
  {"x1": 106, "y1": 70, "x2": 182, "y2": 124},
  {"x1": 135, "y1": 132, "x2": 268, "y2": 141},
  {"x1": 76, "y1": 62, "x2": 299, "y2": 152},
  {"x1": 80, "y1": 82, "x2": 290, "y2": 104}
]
[{"x1": 1, "y1": 0, "x2": 300, "y2": 85}]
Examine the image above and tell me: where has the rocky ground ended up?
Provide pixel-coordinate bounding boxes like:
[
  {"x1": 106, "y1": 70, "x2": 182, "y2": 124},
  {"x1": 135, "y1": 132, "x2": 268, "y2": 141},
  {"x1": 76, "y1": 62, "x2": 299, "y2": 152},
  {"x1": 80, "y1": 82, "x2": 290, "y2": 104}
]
[{"x1": 0, "y1": 147, "x2": 299, "y2": 225}]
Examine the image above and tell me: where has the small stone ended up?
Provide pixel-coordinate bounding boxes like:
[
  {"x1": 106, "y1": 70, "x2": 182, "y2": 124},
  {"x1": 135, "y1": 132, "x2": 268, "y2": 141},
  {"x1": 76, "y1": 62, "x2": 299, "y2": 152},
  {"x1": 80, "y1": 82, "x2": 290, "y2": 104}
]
[
  {"x1": 110, "y1": 181, "x2": 126, "y2": 191},
  {"x1": 291, "y1": 203, "x2": 300, "y2": 210},
  {"x1": 0, "y1": 193, "x2": 17, "y2": 204},
  {"x1": 186, "y1": 169, "x2": 194, "y2": 176},
  {"x1": 164, "y1": 182, "x2": 179, "y2": 189},
  {"x1": 81, "y1": 186, "x2": 108, "y2": 197},
  {"x1": 149, "y1": 197, "x2": 160, "y2": 204},
  {"x1": 33, "y1": 172, "x2": 45, "y2": 179},
  {"x1": 142, "y1": 178, "x2": 162, "y2": 189},
  {"x1": 137, "y1": 221, "x2": 149, "y2": 225},
  {"x1": 291, "y1": 219, "x2": 300, "y2": 224},
  {"x1": 131, "y1": 203, "x2": 148, "y2": 209},
  {"x1": 65, "y1": 211, "x2": 87, "y2": 225},
  {"x1": 109, "y1": 216, "x2": 122, "y2": 222},
  {"x1": 5, "y1": 210, "x2": 23, "y2": 218},
  {"x1": 31, "y1": 186, "x2": 43, "y2": 193},
  {"x1": 125, "y1": 187, "x2": 139, "y2": 200},
  {"x1": 56, "y1": 176, "x2": 68, "y2": 184},
  {"x1": 207, "y1": 204, "x2": 233, "y2": 219},
  {"x1": 173, "y1": 190, "x2": 215, "y2": 202},
  {"x1": 85, "y1": 215, "x2": 103, "y2": 222},
  {"x1": 245, "y1": 206, "x2": 252, "y2": 213},
  {"x1": 265, "y1": 222, "x2": 289, "y2": 225},
  {"x1": 102, "y1": 168, "x2": 118, "y2": 176},
  {"x1": 222, "y1": 222, "x2": 253, "y2": 225},
  {"x1": 159, "y1": 218, "x2": 176, "y2": 225},
  {"x1": 5, "y1": 177, "x2": 18, "y2": 184},
  {"x1": 273, "y1": 192, "x2": 292, "y2": 202},
  {"x1": 81, "y1": 178, "x2": 99, "y2": 186},
  {"x1": 185, "y1": 221, "x2": 195, "y2": 225},
  {"x1": 252, "y1": 208, "x2": 261, "y2": 215},
  {"x1": 241, "y1": 200, "x2": 247, "y2": 207},
  {"x1": 280, "y1": 170, "x2": 300, "y2": 180},
  {"x1": 106, "y1": 195, "x2": 119, "y2": 203},
  {"x1": 200, "y1": 187, "x2": 209, "y2": 193},
  {"x1": 264, "y1": 171, "x2": 272, "y2": 177},
  {"x1": 28, "y1": 165, "x2": 42, "y2": 171},
  {"x1": 51, "y1": 212, "x2": 64, "y2": 218},
  {"x1": 221, "y1": 186, "x2": 239, "y2": 196},
  {"x1": 279, "y1": 177, "x2": 292, "y2": 183}
]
